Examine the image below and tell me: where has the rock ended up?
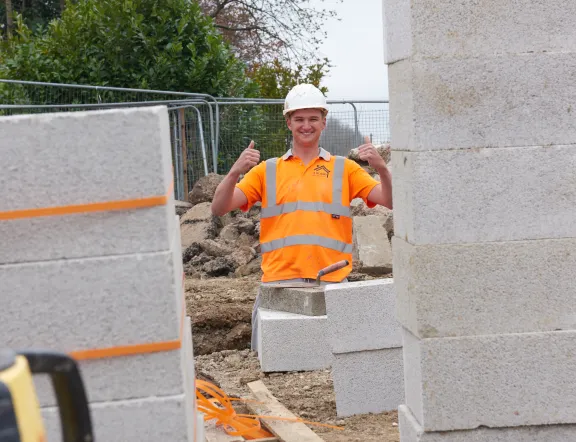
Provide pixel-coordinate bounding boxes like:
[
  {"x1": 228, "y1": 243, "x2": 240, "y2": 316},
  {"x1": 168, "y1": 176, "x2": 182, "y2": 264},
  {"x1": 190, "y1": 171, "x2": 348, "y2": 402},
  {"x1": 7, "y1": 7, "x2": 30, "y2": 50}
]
[
  {"x1": 203, "y1": 257, "x2": 234, "y2": 277},
  {"x1": 254, "y1": 221, "x2": 261, "y2": 237},
  {"x1": 181, "y1": 222, "x2": 217, "y2": 249},
  {"x1": 219, "y1": 212, "x2": 236, "y2": 227},
  {"x1": 200, "y1": 239, "x2": 233, "y2": 258},
  {"x1": 190, "y1": 252, "x2": 211, "y2": 266},
  {"x1": 235, "y1": 218, "x2": 255, "y2": 235},
  {"x1": 235, "y1": 256, "x2": 262, "y2": 277},
  {"x1": 348, "y1": 143, "x2": 391, "y2": 165},
  {"x1": 181, "y1": 202, "x2": 214, "y2": 223},
  {"x1": 219, "y1": 224, "x2": 240, "y2": 242},
  {"x1": 229, "y1": 246, "x2": 256, "y2": 267},
  {"x1": 188, "y1": 173, "x2": 224, "y2": 205},
  {"x1": 237, "y1": 232, "x2": 255, "y2": 247},
  {"x1": 352, "y1": 215, "x2": 393, "y2": 275},
  {"x1": 182, "y1": 243, "x2": 202, "y2": 264}
]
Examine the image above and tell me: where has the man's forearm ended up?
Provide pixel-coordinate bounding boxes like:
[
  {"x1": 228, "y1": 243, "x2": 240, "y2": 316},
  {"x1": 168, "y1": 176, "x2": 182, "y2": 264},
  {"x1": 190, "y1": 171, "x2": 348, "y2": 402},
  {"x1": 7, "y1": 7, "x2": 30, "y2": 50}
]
[
  {"x1": 211, "y1": 171, "x2": 240, "y2": 216},
  {"x1": 375, "y1": 165, "x2": 393, "y2": 209}
]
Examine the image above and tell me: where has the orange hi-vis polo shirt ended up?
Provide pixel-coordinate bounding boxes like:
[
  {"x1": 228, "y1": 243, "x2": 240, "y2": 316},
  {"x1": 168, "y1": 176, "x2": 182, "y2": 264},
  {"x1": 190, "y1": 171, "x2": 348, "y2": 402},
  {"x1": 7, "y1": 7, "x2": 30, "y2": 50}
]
[{"x1": 236, "y1": 147, "x2": 380, "y2": 283}]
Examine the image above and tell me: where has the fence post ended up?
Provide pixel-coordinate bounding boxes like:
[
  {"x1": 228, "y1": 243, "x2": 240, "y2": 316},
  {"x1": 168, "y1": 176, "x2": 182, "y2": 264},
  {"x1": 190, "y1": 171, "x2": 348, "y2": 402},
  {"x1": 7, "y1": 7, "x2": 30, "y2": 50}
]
[{"x1": 179, "y1": 108, "x2": 189, "y2": 199}]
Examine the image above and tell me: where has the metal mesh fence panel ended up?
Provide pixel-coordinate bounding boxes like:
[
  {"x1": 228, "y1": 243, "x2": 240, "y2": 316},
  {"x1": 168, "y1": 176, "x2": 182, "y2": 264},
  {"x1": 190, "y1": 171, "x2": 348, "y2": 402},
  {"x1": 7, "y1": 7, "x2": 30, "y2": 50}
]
[{"x1": 0, "y1": 80, "x2": 390, "y2": 200}]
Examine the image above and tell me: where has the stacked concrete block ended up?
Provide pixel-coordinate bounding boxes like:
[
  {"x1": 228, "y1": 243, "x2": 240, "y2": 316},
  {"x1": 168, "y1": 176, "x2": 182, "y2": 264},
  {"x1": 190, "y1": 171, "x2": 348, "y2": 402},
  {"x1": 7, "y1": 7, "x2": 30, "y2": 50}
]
[
  {"x1": 256, "y1": 285, "x2": 332, "y2": 372},
  {"x1": 0, "y1": 107, "x2": 202, "y2": 441},
  {"x1": 324, "y1": 280, "x2": 404, "y2": 417},
  {"x1": 383, "y1": 0, "x2": 576, "y2": 439},
  {"x1": 352, "y1": 216, "x2": 393, "y2": 275}
]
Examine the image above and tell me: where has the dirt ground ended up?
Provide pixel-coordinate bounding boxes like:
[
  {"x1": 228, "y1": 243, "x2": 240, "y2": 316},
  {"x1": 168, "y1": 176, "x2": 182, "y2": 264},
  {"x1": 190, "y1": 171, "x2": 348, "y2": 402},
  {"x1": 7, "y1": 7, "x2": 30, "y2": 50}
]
[{"x1": 185, "y1": 275, "x2": 400, "y2": 442}]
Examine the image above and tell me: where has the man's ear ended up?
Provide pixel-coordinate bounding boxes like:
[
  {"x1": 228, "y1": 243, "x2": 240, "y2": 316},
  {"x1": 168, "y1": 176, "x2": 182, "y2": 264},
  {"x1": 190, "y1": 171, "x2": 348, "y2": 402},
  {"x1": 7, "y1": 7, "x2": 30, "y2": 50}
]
[{"x1": 286, "y1": 116, "x2": 292, "y2": 130}]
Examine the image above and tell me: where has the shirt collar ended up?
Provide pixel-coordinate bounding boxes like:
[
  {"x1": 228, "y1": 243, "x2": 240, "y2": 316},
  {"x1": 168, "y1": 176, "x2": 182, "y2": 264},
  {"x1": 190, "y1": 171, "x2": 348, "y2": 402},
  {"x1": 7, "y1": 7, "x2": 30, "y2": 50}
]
[{"x1": 281, "y1": 147, "x2": 331, "y2": 161}]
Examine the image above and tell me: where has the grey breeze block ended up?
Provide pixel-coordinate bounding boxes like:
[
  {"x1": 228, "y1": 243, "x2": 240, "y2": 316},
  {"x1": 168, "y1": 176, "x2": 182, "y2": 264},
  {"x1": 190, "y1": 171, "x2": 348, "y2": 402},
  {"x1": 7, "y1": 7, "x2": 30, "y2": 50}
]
[
  {"x1": 332, "y1": 348, "x2": 404, "y2": 418},
  {"x1": 0, "y1": 106, "x2": 176, "y2": 265},
  {"x1": 402, "y1": 328, "x2": 576, "y2": 432},
  {"x1": 257, "y1": 308, "x2": 332, "y2": 372},
  {"x1": 390, "y1": 146, "x2": 576, "y2": 245},
  {"x1": 259, "y1": 285, "x2": 326, "y2": 316},
  {"x1": 399, "y1": 404, "x2": 576, "y2": 442},
  {"x1": 1, "y1": 249, "x2": 182, "y2": 352},
  {"x1": 0, "y1": 201, "x2": 176, "y2": 265},
  {"x1": 42, "y1": 395, "x2": 191, "y2": 442},
  {"x1": 0, "y1": 106, "x2": 173, "y2": 209},
  {"x1": 324, "y1": 279, "x2": 402, "y2": 353},
  {"x1": 387, "y1": 54, "x2": 576, "y2": 152},
  {"x1": 393, "y1": 236, "x2": 576, "y2": 339},
  {"x1": 382, "y1": 0, "x2": 576, "y2": 63}
]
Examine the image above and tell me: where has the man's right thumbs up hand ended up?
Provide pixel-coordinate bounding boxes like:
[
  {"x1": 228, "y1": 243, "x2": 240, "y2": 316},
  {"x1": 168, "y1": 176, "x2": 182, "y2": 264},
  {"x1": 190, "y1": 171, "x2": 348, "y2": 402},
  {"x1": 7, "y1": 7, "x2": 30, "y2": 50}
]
[{"x1": 230, "y1": 140, "x2": 260, "y2": 176}]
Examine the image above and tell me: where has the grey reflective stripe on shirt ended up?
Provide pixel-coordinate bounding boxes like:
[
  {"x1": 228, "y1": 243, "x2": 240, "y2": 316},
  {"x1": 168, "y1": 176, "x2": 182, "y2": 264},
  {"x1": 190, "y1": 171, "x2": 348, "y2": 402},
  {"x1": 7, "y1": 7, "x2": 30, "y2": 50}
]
[
  {"x1": 261, "y1": 156, "x2": 349, "y2": 219},
  {"x1": 260, "y1": 235, "x2": 353, "y2": 254}
]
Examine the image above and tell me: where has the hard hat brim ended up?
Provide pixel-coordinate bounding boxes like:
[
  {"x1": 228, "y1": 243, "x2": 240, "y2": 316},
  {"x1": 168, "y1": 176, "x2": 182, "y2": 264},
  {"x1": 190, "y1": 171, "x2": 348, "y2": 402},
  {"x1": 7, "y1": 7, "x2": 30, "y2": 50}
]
[{"x1": 283, "y1": 105, "x2": 329, "y2": 116}]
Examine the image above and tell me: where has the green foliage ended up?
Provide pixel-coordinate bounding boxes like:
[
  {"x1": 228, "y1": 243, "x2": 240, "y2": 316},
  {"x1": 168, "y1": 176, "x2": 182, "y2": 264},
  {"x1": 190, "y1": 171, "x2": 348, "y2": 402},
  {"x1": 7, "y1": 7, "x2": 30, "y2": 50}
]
[
  {"x1": 247, "y1": 58, "x2": 330, "y2": 99},
  {"x1": 0, "y1": 0, "x2": 256, "y2": 97},
  {"x1": 1, "y1": 0, "x2": 66, "y2": 38}
]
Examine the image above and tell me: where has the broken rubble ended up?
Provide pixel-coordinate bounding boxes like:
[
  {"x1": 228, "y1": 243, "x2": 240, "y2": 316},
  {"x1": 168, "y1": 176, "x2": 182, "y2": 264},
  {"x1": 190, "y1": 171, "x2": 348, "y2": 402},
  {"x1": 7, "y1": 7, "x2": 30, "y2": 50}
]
[
  {"x1": 199, "y1": 239, "x2": 233, "y2": 258},
  {"x1": 188, "y1": 173, "x2": 224, "y2": 205},
  {"x1": 180, "y1": 202, "x2": 214, "y2": 223},
  {"x1": 353, "y1": 216, "x2": 393, "y2": 275}
]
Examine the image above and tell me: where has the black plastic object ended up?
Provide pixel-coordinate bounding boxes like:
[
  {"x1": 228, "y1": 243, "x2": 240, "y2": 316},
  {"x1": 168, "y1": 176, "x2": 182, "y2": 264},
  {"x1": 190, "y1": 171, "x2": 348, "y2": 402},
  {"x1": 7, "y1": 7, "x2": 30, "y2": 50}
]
[{"x1": 18, "y1": 350, "x2": 94, "y2": 442}]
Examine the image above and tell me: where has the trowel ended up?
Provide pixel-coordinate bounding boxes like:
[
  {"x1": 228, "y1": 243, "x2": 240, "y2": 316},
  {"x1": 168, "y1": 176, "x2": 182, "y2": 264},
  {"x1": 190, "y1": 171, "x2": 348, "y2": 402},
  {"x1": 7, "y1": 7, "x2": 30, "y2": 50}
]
[{"x1": 265, "y1": 260, "x2": 350, "y2": 288}]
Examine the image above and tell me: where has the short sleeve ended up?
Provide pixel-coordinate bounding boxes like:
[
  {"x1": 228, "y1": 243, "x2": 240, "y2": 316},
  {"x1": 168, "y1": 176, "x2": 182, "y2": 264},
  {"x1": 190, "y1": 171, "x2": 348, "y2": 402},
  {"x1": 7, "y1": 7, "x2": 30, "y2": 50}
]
[
  {"x1": 235, "y1": 161, "x2": 265, "y2": 212},
  {"x1": 346, "y1": 159, "x2": 380, "y2": 208}
]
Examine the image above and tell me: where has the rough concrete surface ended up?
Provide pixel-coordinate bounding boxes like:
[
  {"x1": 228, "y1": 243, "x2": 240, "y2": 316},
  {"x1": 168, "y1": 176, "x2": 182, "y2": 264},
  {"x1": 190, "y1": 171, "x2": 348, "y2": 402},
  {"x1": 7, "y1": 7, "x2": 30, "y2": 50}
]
[
  {"x1": 388, "y1": 55, "x2": 576, "y2": 152},
  {"x1": 402, "y1": 328, "x2": 576, "y2": 432},
  {"x1": 33, "y1": 348, "x2": 185, "y2": 407},
  {"x1": 391, "y1": 146, "x2": 576, "y2": 245},
  {"x1": 352, "y1": 216, "x2": 393, "y2": 274},
  {"x1": 1, "y1": 250, "x2": 181, "y2": 351},
  {"x1": 393, "y1": 236, "x2": 576, "y2": 338},
  {"x1": 383, "y1": 0, "x2": 576, "y2": 62},
  {"x1": 332, "y1": 348, "x2": 404, "y2": 418},
  {"x1": 0, "y1": 203, "x2": 176, "y2": 265},
  {"x1": 257, "y1": 308, "x2": 332, "y2": 372},
  {"x1": 0, "y1": 106, "x2": 173, "y2": 210},
  {"x1": 42, "y1": 394, "x2": 190, "y2": 442},
  {"x1": 399, "y1": 405, "x2": 576, "y2": 442},
  {"x1": 324, "y1": 279, "x2": 402, "y2": 353},
  {"x1": 259, "y1": 285, "x2": 326, "y2": 316}
]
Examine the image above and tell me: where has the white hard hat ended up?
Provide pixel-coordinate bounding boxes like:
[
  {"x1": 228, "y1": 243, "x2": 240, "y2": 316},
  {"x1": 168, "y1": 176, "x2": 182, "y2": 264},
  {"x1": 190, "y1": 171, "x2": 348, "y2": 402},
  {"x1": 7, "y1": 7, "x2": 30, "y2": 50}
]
[{"x1": 283, "y1": 84, "x2": 328, "y2": 116}]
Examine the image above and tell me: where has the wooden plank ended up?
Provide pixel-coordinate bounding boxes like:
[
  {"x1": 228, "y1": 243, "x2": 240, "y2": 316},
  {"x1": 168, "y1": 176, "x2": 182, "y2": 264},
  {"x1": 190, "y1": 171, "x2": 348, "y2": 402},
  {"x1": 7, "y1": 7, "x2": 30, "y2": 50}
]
[{"x1": 246, "y1": 381, "x2": 325, "y2": 442}]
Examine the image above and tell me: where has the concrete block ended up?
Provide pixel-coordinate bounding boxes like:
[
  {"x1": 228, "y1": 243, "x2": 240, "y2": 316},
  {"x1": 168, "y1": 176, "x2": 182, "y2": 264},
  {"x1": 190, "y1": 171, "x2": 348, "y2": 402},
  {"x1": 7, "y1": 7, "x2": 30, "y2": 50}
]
[
  {"x1": 257, "y1": 309, "x2": 332, "y2": 372},
  {"x1": 393, "y1": 236, "x2": 576, "y2": 338},
  {"x1": 196, "y1": 412, "x2": 206, "y2": 442},
  {"x1": 0, "y1": 106, "x2": 173, "y2": 210},
  {"x1": 324, "y1": 279, "x2": 402, "y2": 353},
  {"x1": 332, "y1": 348, "x2": 404, "y2": 418},
  {"x1": 388, "y1": 54, "x2": 576, "y2": 152},
  {"x1": 352, "y1": 216, "x2": 393, "y2": 275},
  {"x1": 42, "y1": 394, "x2": 190, "y2": 442},
  {"x1": 34, "y1": 347, "x2": 185, "y2": 407},
  {"x1": 383, "y1": 0, "x2": 576, "y2": 63},
  {"x1": 0, "y1": 203, "x2": 176, "y2": 265},
  {"x1": 382, "y1": 0, "x2": 411, "y2": 63},
  {"x1": 402, "y1": 328, "x2": 576, "y2": 432},
  {"x1": 399, "y1": 404, "x2": 576, "y2": 442},
  {"x1": 391, "y1": 146, "x2": 576, "y2": 245},
  {"x1": 259, "y1": 286, "x2": 326, "y2": 316},
  {"x1": 1, "y1": 250, "x2": 181, "y2": 351}
]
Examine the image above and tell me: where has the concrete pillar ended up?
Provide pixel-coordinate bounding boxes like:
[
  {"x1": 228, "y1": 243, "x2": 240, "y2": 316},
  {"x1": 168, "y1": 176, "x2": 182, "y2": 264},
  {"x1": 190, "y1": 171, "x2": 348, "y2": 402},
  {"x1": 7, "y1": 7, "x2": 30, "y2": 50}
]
[
  {"x1": 383, "y1": 1, "x2": 576, "y2": 440},
  {"x1": 0, "y1": 107, "x2": 202, "y2": 441}
]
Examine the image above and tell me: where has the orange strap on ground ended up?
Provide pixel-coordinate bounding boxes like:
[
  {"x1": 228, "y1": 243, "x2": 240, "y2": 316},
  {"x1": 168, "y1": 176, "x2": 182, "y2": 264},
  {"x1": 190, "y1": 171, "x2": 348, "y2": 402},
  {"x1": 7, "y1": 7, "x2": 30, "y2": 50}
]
[
  {"x1": 70, "y1": 273, "x2": 186, "y2": 361},
  {"x1": 196, "y1": 379, "x2": 344, "y2": 440},
  {"x1": 0, "y1": 182, "x2": 174, "y2": 221}
]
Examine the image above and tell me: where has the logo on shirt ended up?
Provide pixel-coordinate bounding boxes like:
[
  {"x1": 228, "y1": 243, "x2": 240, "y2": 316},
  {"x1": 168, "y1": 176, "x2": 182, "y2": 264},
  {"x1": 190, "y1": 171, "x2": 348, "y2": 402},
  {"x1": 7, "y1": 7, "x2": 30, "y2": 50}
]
[{"x1": 313, "y1": 165, "x2": 331, "y2": 178}]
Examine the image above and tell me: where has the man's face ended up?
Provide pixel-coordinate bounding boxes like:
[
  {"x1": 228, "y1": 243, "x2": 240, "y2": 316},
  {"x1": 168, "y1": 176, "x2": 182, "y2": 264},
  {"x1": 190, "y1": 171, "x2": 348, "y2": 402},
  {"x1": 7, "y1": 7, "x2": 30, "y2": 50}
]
[{"x1": 286, "y1": 109, "x2": 326, "y2": 147}]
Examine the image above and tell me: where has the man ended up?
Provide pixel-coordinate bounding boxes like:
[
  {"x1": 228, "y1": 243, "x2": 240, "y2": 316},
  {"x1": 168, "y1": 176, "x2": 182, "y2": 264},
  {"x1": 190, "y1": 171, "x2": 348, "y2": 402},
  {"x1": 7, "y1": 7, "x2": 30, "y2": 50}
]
[{"x1": 211, "y1": 83, "x2": 392, "y2": 350}]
